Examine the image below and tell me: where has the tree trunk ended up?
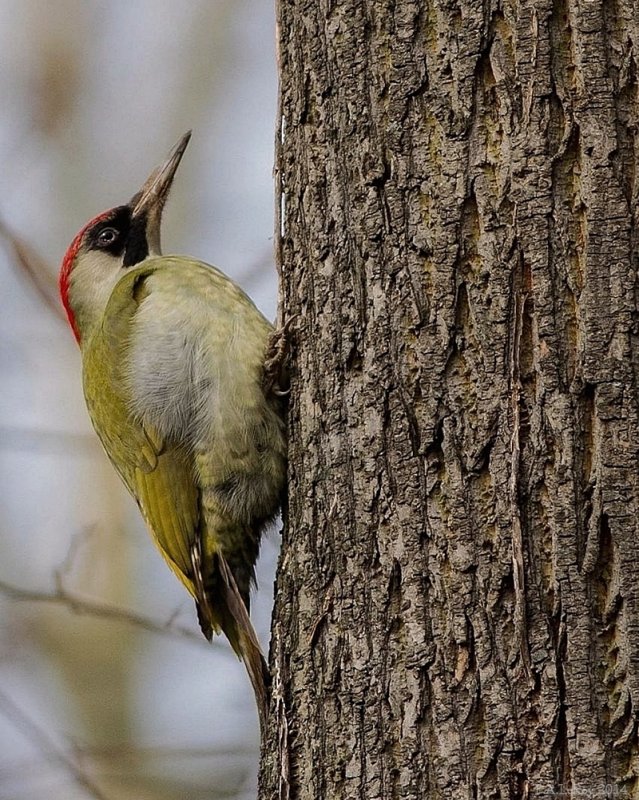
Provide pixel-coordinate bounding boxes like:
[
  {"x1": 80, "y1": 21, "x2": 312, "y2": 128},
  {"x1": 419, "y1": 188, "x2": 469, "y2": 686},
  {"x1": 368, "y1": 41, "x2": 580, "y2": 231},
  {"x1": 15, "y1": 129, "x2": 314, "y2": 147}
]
[{"x1": 260, "y1": 1, "x2": 639, "y2": 798}]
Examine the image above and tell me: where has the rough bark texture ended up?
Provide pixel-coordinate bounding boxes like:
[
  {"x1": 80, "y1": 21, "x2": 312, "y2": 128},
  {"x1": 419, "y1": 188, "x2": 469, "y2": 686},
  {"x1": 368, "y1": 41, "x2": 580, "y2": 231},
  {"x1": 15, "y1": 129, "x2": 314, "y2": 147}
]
[{"x1": 260, "y1": 1, "x2": 639, "y2": 798}]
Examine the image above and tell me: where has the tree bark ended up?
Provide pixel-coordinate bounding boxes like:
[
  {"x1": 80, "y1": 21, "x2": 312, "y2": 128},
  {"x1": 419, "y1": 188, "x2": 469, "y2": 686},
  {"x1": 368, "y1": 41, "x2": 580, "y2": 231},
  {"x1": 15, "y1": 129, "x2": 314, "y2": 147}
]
[{"x1": 260, "y1": 1, "x2": 639, "y2": 798}]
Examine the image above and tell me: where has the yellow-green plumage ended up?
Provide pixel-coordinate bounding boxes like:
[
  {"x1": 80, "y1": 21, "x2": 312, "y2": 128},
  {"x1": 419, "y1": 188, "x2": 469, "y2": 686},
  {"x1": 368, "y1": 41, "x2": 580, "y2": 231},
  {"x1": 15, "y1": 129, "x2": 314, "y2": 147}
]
[
  {"x1": 61, "y1": 133, "x2": 285, "y2": 730},
  {"x1": 81, "y1": 257, "x2": 286, "y2": 700},
  {"x1": 82, "y1": 256, "x2": 285, "y2": 612}
]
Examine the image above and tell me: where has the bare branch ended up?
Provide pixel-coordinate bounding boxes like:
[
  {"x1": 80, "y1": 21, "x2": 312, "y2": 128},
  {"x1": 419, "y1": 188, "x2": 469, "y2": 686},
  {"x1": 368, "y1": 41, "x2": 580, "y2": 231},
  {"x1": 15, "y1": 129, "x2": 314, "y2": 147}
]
[
  {"x1": 0, "y1": 425, "x2": 97, "y2": 455},
  {"x1": 0, "y1": 686, "x2": 110, "y2": 800},
  {"x1": 0, "y1": 578, "x2": 219, "y2": 650},
  {"x1": 0, "y1": 216, "x2": 64, "y2": 321},
  {"x1": 0, "y1": 742, "x2": 257, "y2": 788},
  {"x1": 73, "y1": 742, "x2": 257, "y2": 762},
  {"x1": 1, "y1": 524, "x2": 222, "y2": 650}
]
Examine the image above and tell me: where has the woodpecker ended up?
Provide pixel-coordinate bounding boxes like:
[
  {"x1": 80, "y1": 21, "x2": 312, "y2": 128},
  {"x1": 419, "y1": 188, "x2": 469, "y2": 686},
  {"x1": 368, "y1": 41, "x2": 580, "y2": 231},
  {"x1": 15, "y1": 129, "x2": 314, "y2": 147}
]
[{"x1": 59, "y1": 132, "x2": 287, "y2": 728}]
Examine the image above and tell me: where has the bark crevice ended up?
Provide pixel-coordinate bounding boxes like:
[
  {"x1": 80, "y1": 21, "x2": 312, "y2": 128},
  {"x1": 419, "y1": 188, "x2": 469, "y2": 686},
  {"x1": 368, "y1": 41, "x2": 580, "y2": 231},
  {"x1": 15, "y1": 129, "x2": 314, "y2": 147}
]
[{"x1": 261, "y1": 2, "x2": 639, "y2": 798}]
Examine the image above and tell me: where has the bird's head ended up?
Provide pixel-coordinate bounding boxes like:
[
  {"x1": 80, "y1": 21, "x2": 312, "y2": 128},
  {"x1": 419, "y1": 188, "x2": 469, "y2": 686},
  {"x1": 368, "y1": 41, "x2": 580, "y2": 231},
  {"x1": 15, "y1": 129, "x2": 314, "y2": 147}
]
[{"x1": 59, "y1": 131, "x2": 191, "y2": 343}]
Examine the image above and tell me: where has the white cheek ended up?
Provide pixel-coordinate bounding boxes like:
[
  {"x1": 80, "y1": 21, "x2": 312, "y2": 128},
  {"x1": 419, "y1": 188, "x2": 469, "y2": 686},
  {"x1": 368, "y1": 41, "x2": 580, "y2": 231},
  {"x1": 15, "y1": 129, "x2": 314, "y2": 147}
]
[{"x1": 71, "y1": 251, "x2": 123, "y2": 324}]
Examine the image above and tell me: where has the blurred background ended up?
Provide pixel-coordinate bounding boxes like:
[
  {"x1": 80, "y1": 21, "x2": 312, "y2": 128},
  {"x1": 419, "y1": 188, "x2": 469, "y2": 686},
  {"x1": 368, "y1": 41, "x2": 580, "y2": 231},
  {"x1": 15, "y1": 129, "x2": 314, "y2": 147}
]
[{"x1": 0, "y1": 2, "x2": 279, "y2": 798}]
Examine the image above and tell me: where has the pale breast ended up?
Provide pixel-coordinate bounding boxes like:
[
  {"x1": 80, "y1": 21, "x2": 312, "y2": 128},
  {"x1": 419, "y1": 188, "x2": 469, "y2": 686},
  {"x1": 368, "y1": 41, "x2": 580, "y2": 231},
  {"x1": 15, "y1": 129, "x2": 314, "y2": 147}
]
[{"x1": 123, "y1": 264, "x2": 272, "y2": 450}]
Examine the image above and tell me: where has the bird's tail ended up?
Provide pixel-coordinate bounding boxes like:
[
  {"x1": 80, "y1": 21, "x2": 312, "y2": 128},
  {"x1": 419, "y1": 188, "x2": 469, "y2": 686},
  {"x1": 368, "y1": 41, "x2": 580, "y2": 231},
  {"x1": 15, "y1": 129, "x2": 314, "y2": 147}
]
[
  {"x1": 217, "y1": 555, "x2": 270, "y2": 729},
  {"x1": 191, "y1": 542, "x2": 269, "y2": 733}
]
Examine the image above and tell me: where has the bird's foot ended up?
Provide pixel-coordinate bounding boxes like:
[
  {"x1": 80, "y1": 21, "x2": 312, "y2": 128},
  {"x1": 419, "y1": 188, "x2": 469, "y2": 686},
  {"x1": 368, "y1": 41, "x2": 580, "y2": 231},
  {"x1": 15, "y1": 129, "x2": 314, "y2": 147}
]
[{"x1": 263, "y1": 316, "x2": 296, "y2": 397}]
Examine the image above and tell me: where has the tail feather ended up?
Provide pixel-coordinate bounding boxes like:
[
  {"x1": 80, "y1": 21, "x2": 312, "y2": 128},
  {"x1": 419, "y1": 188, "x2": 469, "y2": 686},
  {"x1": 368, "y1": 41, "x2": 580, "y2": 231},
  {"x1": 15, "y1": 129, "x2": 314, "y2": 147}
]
[
  {"x1": 217, "y1": 555, "x2": 270, "y2": 730},
  {"x1": 191, "y1": 543, "x2": 269, "y2": 732}
]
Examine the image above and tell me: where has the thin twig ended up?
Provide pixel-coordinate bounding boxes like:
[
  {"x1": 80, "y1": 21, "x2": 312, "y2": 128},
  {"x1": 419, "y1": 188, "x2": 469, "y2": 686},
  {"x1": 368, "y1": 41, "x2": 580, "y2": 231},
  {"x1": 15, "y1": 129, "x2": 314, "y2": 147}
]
[
  {"x1": 0, "y1": 216, "x2": 64, "y2": 321},
  {"x1": 72, "y1": 742, "x2": 257, "y2": 761},
  {"x1": 2, "y1": 528, "x2": 221, "y2": 649},
  {"x1": 0, "y1": 686, "x2": 110, "y2": 800},
  {"x1": 0, "y1": 578, "x2": 218, "y2": 650},
  {"x1": 0, "y1": 426, "x2": 97, "y2": 455}
]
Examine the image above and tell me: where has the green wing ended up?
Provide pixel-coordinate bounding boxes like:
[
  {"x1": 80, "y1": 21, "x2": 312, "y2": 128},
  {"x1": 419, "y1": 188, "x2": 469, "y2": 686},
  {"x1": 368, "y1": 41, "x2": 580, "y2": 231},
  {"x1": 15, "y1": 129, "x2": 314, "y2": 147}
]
[
  {"x1": 81, "y1": 262, "x2": 199, "y2": 594},
  {"x1": 81, "y1": 257, "x2": 274, "y2": 717}
]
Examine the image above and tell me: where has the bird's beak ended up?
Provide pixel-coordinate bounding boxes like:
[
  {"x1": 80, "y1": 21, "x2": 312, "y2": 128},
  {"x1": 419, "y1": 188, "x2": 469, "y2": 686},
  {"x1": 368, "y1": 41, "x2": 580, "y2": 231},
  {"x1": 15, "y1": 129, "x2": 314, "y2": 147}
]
[{"x1": 130, "y1": 130, "x2": 192, "y2": 254}]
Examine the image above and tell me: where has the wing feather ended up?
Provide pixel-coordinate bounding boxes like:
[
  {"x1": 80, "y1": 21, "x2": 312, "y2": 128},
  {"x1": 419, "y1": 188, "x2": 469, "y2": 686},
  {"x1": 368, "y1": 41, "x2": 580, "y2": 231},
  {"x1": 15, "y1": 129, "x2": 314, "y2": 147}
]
[
  {"x1": 82, "y1": 262, "x2": 202, "y2": 594},
  {"x1": 133, "y1": 449, "x2": 198, "y2": 586},
  {"x1": 81, "y1": 256, "x2": 275, "y2": 725}
]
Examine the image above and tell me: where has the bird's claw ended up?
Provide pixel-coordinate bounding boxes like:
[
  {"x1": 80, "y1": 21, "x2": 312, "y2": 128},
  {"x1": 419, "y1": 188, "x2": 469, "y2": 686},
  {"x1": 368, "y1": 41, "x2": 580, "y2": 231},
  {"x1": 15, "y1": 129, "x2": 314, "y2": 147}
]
[{"x1": 263, "y1": 315, "x2": 296, "y2": 397}]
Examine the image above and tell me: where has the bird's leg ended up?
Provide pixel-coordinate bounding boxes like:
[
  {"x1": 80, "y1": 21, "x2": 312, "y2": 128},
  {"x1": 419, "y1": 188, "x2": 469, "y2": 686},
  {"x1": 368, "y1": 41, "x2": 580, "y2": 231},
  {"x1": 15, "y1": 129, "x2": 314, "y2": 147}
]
[{"x1": 263, "y1": 316, "x2": 296, "y2": 397}]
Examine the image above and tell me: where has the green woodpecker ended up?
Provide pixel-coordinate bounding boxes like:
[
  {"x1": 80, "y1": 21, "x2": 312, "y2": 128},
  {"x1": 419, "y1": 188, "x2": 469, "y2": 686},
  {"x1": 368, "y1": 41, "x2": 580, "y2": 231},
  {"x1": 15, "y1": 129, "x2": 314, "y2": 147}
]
[{"x1": 59, "y1": 132, "x2": 287, "y2": 728}]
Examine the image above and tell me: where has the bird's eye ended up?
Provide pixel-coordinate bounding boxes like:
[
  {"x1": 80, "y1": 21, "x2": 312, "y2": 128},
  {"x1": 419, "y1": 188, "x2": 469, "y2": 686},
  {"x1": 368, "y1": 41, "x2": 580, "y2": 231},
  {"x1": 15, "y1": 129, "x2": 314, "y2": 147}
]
[{"x1": 96, "y1": 227, "x2": 119, "y2": 247}]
